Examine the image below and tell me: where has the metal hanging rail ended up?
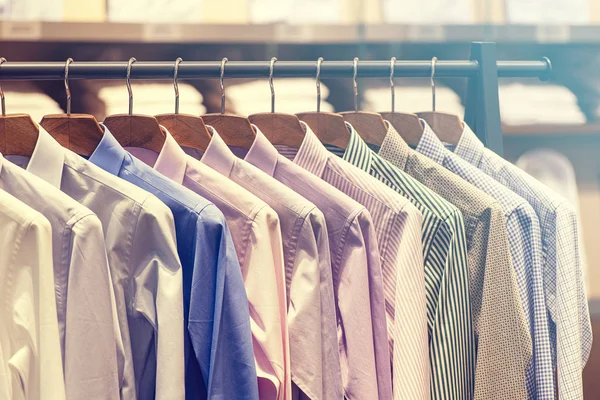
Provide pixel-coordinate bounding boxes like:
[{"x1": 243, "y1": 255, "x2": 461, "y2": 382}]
[{"x1": 0, "y1": 60, "x2": 550, "y2": 81}]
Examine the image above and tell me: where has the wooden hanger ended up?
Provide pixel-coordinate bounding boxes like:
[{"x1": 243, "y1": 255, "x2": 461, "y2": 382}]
[
  {"x1": 380, "y1": 57, "x2": 424, "y2": 147},
  {"x1": 296, "y1": 57, "x2": 350, "y2": 149},
  {"x1": 39, "y1": 58, "x2": 104, "y2": 157},
  {"x1": 248, "y1": 57, "x2": 307, "y2": 148},
  {"x1": 202, "y1": 57, "x2": 256, "y2": 150},
  {"x1": 416, "y1": 57, "x2": 463, "y2": 145},
  {"x1": 340, "y1": 57, "x2": 388, "y2": 147},
  {"x1": 103, "y1": 57, "x2": 165, "y2": 154},
  {"x1": 155, "y1": 58, "x2": 212, "y2": 152},
  {"x1": 0, "y1": 57, "x2": 39, "y2": 156}
]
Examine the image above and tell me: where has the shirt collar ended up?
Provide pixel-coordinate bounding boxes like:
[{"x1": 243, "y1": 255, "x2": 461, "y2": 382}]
[
  {"x1": 452, "y1": 122, "x2": 485, "y2": 166},
  {"x1": 415, "y1": 119, "x2": 447, "y2": 165},
  {"x1": 200, "y1": 129, "x2": 236, "y2": 177},
  {"x1": 24, "y1": 124, "x2": 65, "y2": 189},
  {"x1": 342, "y1": 123, "x2": 373, "y2": 172},
  {"x1": 245, "y1": 126, "x2": 279, "y2": 176},
  {"x1": 292, "y1": 121, "x2": 334, "y2": 177},
  {"x1": 152, "y1": 128, "x2": 188, "y2": 184},
  {"x1": 378, "y1": 121, "x2": 411, "y2": 170},
  {"x1": 89, "y1": 124, "x2": 127, "y2": 176}
]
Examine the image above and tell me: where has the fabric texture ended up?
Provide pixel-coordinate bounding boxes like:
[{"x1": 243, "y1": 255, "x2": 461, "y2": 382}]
[
  {"x1": 415, "y1": 122, "x2": 547, "y2": 399},
  {"x1": 89, "y1": 126, "x2": 244, "y2": 400},
  {"x1": 17, "y1": 126, "x2": 188, "y2": 400},
  {"x1": 335, "y1": 124, "x2": 474, "y2": 400},
  {"x1": 0, "y1": 189, "x2": 66, "y2": 400},
  {"x1": 170, "y1": 126, "x2": 340, "y2": 400},
  {"x1": 0, "y1": 152, "x2": 120, "y2": 400},
  {"x1": 244, "y1": 128, "x2": 388, "y2": 400},
  {"x1": 378, "y1": 124, "x2": 532, "y2": 400},
  {"x1": 275, "y1": 122, "x2": 427, "y2": 400},
  {"x1": 451, "y1": 125, "x2": 592, "y2": 400}
]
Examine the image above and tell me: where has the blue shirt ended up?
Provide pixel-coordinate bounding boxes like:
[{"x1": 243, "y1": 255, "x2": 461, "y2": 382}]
[
  {"x1": 416, "y1": 121, "x2": 550, "y2": 400},
  {"x1": 90, "y1": 127, "x2": 259, "y2": 400}
]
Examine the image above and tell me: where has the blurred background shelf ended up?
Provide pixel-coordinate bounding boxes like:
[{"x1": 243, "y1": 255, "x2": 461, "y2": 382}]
[{"x1": 5, "y1": 21, "x2": 600, "y2": 44}]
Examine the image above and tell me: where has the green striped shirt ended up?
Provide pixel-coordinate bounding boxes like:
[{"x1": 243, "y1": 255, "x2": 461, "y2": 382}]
[{"x1": 330, "y1": 125, "x2": 474, "y2": 400}]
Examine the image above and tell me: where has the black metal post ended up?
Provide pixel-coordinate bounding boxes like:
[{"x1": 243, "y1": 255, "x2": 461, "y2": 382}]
[{"x1": 464, "y1": 42, "x2": 504, "y2": 156}]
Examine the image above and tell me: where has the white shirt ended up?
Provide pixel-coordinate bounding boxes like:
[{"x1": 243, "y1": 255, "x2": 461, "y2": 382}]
[
  {"x1": 0, "y1": 188, "x2": 66, "y2": 400},
  {"x1": 14, "y1": 126, "x2": 185, "y2": 399},
  {"x1": 0, "y1": 153, "x2": 121, "y2": 400}
]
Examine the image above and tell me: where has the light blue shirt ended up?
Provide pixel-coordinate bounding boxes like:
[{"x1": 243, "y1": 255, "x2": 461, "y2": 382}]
[{"x1": 89, "y1": 126, "x2": 259, "y2": 400}]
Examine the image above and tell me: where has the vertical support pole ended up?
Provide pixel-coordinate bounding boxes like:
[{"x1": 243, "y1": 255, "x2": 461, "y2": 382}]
[{"x1": 464, "y1": 42, "x2": 503, "y2": 156}]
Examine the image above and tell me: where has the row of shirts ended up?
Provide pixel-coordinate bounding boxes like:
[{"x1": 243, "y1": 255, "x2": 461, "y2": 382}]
[{"x1": 0, "y1": 115, "x2": 591, "y2": 400}]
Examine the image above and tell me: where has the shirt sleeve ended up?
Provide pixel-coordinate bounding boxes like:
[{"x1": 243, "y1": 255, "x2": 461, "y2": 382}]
[
  {"x1": 8, "y1": 214, "x2": 66, "y2": 400},
  {"x1": 553, "y1": 202, "x2": 592, "y2": 400},
  {"x1": 335, "y1": 210, "x2": 382, "y2": 399},
  {"x1": 242, "y1": 206, "x2": 291, "y2": 400},
  {"x1": 287, "y1": 210, "x2": 342, "y2": 400},
  {"x1": 63, "y1": 214, "x2": 120, "y2": 399},
  {"x1": 187, "y1": 205, "x2": 259, "y2": 400},
  {"x1": 389, "y1": 207, "x2": 430, "y2": 400},
  {"x1": 429, "y1": 212, "x2": 474, "y2": 400},
  {"x1": 470, "y1": 203, "x2": 532, "y2": 400},
  {"x1": 129, "y1": 197, "x2": 185, "y2": 400}
]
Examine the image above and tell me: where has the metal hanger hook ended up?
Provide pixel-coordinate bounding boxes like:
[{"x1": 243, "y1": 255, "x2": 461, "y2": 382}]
[
  {"x1": 390, "y1": 57, "x2": 396, "y2": 113},
  {"x1": 173, "y1": 57, "x2": 183, "y2": 114},
  {"x1": 316, "y1": 57, "x2": 323, "y2": 112},
  {"x1": 431, "y1": 56, "x2": 437, "y2": 112},
  {"x1": 64, "y1": 58, "x2": 73, "y2": 116},
  {"x1": 220, "y1": 57, "x2": 228, "y2": 114},
  {"x1": 352, "y1": 57, "x2": 359, "y2": 112},
  {"x1": 126, "y1": 57, "x2": 137, "y2": 115},
  {"x1": 0, "y1": 57, "x2": 6, "y2": 116},
  {"x1": 269, "y1": 57, "x2": 277, "y2": 113}
]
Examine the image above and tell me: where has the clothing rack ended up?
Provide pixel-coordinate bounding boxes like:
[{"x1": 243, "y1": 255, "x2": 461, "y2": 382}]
[{"x1": 0, "y1": 42, "x2": 551, "y2": 156}]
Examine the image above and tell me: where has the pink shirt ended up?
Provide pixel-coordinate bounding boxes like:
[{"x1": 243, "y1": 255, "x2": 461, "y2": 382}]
[
  {"x1": 244, "y1": 128, "x2": 392, "y2": 400},
  {"x1": 126, "y1": 131, "x2": 291, "y2": 400}
]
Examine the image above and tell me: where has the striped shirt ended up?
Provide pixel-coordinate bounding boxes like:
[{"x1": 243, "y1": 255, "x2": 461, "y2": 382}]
[
  {"x1": 378, "y1": 124, "x2": 532, "y2": 400},
  {"x1": 451, "y1": 126, "x2": 592, "y2": 400},
  {"x1": 327, "y1": 124, "x2": 474, "y2": 400},
  {"x1": 415, "y1": 122, "x2": 545, "y2": 399},
  {"x1": 277, "y1": 122, "x2": 429, "y2": 400},
  {"x1": 245, "y1": 128, "x2": 391, "y2": 399}
]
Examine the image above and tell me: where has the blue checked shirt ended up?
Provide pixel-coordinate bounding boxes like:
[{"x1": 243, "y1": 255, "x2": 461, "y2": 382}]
[
  {"x1": 416, "y1": 121, "x2": 550, "y2": 399},
  {"x1": 450, "y1": 124, "x2": 592, "y2": 400},
  {"x1": 89, "y1": 127, "x2": 259, "y2": 400}
]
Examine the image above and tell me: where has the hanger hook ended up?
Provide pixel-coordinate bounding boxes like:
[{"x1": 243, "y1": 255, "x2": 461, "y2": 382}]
[
  {"x1": 430, "y1": 56, "x2": 437, "y2": 112},
  {"x1": 352, "y1": 57, "x2": 359, "y2": 112},
  {"x1": 126, "y1": 57, "x2": 136, "y2": 115},
  {"x1": 173, "y1": 57, "x2": 183, "y2": 114},
  {"x1": 220, "y1": 57, "x2": 228, "y2": 114},
  {"x1": 64, "y1": 58, "x2": 73, "y2": 116},
  {"x1": 390, "y1": 57, "x2": 396, "y2": 113},
  {"x1": 0, "y1": 57, "x2": 5, "y2": 116},
  {"x1": 269, "y1": 57, "x2": 277, "y2": 113},
  {"x1": 316, "y1": 57, "x2": 323, "y2": 112}
]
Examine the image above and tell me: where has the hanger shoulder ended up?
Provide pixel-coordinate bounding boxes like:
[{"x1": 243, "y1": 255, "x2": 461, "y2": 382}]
[
  {"x1": 248, "y1": 112, "x2": 306, "y2": 149},
  {"x1": 103, "y1": 114, "x2": 165, "y2": 154},
  {"x1": 296, "y1": 112, "x2": 350, "y2": 149},
  {"x1": 0, "y1": 114, "x2": 39, "y2": 156},
  {"x1": 340, "y1": 111, "x2": 388, "y2": 147},
  {"x1": 40, "y1": 113, "x2": 104, "y2": 157},
  {"x1": 156, "y1": 113, "x2": 212, "y2": 152},
  {"x1": 380, "y1": 112, "x2": 424, "y2": 147},
  {"x1": 416, "y1": 111, "x2": 464, "y2": 145},
  {"x1": 202, "y1": 113, "x2": 256, "y2": 150}
]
